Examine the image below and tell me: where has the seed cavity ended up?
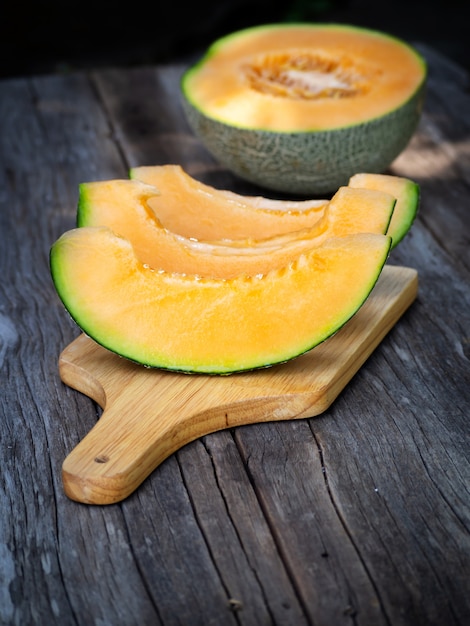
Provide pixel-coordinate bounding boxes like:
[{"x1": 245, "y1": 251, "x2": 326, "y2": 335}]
[{"x1": 243, "y1": 51, "x2": 373, "y2": 100}]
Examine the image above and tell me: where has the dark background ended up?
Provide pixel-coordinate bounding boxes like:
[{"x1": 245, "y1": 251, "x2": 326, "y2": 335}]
[{"x1": 1, "y1": 0, "x2": 469, "y2": 79}]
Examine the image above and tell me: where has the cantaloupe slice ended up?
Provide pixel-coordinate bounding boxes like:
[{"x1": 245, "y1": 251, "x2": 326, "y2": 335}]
[
  {"x1": 78, "y1": 181, "x2": 395, "y2": 278},
  {"x1": 129, "y1": 164, "x2": 328, "y2": 240},
  {"x1": 349, "y1": 172, "x2": 419, "y2": 246},
  {"x1": 50, "y1": 227, "x2": 391, "y2": 374},
  {"x1": 129, "y1": 164, "x2": 418, "y2": 247}
]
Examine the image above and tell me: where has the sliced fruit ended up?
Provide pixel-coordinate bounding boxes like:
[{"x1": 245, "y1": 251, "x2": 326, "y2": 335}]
[
  {"x1": 50, "y1": 227, "x2": 391, "y2": 374},
  {"x1": 78, "y1": 182, "x2": 395, "y2": 278},
  {"x1": 349, "y1": 172, "x2": 420, "y2": 246},
  {"x1": 129, "y1": 164, "x2": 327, "y2": 240},
  {"x1": 129, "y1": 163, "x2": 418, "y2": 246}
]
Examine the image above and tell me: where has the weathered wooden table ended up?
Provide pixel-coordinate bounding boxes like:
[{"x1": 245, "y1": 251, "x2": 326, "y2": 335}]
[{"x1": 1, "y1": 43, "x2": 469, "y2": 626}]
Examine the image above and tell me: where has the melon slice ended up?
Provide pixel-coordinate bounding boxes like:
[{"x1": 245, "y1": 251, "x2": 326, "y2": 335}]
[
  {"x1": 129, "y1": 164, "x2": 418, "y2": 247},
  {"x1": 78, "y1": 181, "x2": 395, "y2": 278},
  {"x1": 50, "y1": 227, "x2": 391, "y2": 374},
  {"x1": 129, "y1": 164, "x2": 328, "y2": 240},
  {"x1": 349, "y1": 172, "x2": 419, "y2": 246}
]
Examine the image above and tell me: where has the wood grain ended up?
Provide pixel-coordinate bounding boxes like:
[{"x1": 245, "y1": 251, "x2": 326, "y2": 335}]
[{"x1": 1, "y1": 44, "x2": 469, "y2": 626}]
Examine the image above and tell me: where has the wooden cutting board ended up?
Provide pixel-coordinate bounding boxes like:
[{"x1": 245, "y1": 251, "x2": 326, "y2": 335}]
[{"x1": 59, "y1": 265, "x2": 418, "y2": 505}]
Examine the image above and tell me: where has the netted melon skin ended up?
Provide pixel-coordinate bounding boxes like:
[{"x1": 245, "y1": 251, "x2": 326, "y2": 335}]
[{"x1": 181, "y1": 86, "x2": 425, "y2": 195}]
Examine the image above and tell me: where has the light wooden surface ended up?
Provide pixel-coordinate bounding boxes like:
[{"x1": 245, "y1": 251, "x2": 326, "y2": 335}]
[{"x1": 1, "y1": 43, "x2": 469, "y2": 626}]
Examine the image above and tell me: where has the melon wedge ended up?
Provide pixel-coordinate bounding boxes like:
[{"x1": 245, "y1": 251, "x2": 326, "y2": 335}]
[
  {"x1": 129, "y1": 164, "x2": 418, "y2": 247},
  {"x1": 349, "y1": 172, "x2": 420, "y2": 246},
  {"x1": 78, "y1": 182, "x2": 395, "y2": 278},
  {"x1": 50, "y1": 227, "x2": 391, "y2": 374},
  {"x1": 129, "y1": 164, "x2": 328, "y2": 240}
]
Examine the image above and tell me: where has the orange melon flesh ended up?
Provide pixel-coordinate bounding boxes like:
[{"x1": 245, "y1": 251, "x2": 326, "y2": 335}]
[
  {"x1": 129, "y1": 164, "x2": 327, "y2": 240},
  {"x1": 78, "y1": 182, "x2": 395, "y2": 278},
  {"x1": 184, "y1": 24, "x2": 426, "y2": 132},
  {"x1": 50, "y1": 228, "x2": 391, "y2": 374},
  {"x1": 349, "y1": 172, "x2": 419, "y2": 246},
  {"x1": 129, "y1": 164, "x2": 418, "y2": 247}
]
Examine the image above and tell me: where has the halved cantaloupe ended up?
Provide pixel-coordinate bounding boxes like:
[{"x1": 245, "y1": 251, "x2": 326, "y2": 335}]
[
  {"x1": 181, "y1": 23, "x2": 426, "y2": 195},
  {"x1": 129, "y1": 164, "x2": 328, "y2": 240},
  {"x1": 50, "y1": 227, "x2": 391, "y2": 374},
  {"x1": 78, "y1": 181, "x2": 395, "y2": 278},
  {"x1": 349, "y1": 172, "x2": 419, "y2": 246},
  {"x1": 129, "y1": 164, "x2": 418, "y2": 247}
]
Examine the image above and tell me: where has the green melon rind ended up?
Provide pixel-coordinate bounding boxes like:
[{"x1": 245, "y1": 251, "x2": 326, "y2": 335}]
[
  {"x1": 76, "y1": 183, "x2": 91, "y2": 227},
  {"x1": 348, "y1": 173, "x2": 420, "y2": 247},
  {"x1": 181, "y1": 92, "x2": 425, "y2": 196},
  {"x1": 50, "y1": 228, "x2": 392, "y2": 375},
  {"x1": 181, "y1": 23, "x2": 427, "y2": 195},
  {"x1": 389, "y1": 180, "x2": 420, "y2": 246}
]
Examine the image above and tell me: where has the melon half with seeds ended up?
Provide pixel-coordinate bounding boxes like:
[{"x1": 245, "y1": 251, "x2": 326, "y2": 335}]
[{"x1": 181, "y1": 23, "x2": 427, "y2": 194}]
